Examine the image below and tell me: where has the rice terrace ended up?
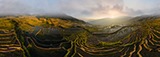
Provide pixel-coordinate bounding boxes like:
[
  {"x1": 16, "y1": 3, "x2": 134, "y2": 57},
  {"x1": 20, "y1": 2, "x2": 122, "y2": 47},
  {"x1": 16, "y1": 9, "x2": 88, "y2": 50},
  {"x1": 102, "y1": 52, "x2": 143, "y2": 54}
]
[{"x1": 0, "y1": 0, "x2": 160, "y2": 57}]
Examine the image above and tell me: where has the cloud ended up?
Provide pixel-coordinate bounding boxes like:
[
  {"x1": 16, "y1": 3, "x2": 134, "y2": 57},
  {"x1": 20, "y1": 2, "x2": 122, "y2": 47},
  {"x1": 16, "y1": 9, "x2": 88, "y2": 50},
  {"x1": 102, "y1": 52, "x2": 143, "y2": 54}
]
[
  {"x1": 0, "y1": 0, "x2": 159, "y2": 20},
  {"x1": 0, "y1": 0, "x2": 49, "y2": 15},
  {"x1": 0, "y1": 0, "x2": 29, "y2": 15},
  {"x1": 57, "y1": 0, "x2": 143, "y2": 19}
]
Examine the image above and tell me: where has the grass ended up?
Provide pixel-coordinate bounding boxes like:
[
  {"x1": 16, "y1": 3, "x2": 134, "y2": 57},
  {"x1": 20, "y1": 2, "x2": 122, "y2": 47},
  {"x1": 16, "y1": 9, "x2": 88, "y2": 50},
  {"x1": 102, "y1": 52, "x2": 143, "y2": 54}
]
[
  {"x1": 1, "y1": 16, "x2": 160, "y2": 57},
  {"x1": 0, "y1": 19, "x2": 14, "y2": 30}
]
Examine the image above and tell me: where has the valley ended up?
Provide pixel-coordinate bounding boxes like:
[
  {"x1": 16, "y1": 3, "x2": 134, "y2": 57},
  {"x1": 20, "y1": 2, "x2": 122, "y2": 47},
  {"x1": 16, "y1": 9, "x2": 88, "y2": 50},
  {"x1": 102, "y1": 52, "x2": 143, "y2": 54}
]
[{"x1": 0, "y1": 15, "x2": 160, "y2": 57}]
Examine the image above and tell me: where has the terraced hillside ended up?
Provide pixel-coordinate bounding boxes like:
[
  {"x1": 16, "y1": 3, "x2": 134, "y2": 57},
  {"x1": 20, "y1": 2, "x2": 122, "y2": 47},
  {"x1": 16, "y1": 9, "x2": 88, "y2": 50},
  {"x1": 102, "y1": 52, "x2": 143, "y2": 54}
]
[
  {"x1": 86, "y1": 16, "x2": 160, "y2": 57},
  {"x1": 0, "y1": 16, "x2": 160, "y2": 57},
  {"x1": 0, "y1": 29, "x2": 23, "y2": 57}
]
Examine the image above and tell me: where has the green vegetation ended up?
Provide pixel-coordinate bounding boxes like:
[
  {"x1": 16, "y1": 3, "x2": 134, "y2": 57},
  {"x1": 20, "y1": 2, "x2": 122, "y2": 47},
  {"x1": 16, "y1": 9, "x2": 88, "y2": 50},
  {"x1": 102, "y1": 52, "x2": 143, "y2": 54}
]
[
  {"x1": 0, "y1": 16, "x2": 160, "y2": 57},
  {"x1": 0, "y1": 19, "x2": 14, "y2": 30}
]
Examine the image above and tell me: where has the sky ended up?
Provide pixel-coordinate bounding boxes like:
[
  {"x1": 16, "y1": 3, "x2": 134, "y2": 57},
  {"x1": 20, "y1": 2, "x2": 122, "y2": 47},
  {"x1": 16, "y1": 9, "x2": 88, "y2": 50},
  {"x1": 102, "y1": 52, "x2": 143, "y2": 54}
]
[{"x1": 0, "y1": 0, "x2": 160, "y2": 21}]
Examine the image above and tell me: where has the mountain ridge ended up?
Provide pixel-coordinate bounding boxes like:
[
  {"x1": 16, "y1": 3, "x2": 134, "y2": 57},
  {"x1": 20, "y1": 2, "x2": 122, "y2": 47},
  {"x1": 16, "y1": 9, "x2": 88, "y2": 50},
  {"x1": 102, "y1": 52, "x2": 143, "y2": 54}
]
[{"x1": 89, "y1": 16, "x2": 132, "y2": 26}]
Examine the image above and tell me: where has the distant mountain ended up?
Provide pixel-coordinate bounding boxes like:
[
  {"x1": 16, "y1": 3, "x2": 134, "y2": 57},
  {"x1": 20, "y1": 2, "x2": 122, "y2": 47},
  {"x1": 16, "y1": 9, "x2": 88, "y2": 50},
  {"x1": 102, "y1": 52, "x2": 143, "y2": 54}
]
[
  {"x1": 0, "y1": 13, "x2": 86, "y2": 24},
  {"x1": 130, "y1": 15, "x2": 160, "y2": 22},
  {"x1": 88, "y1": 16, "x2": 132, "y2": 26},
  {"x1": 36, "y1": 13, "x2": 86, "y2": 23}
]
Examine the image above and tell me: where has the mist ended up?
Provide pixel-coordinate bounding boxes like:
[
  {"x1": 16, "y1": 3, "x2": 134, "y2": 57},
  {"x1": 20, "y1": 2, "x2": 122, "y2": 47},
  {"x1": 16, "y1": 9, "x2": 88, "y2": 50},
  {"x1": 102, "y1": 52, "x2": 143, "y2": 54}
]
[{"x1": 0, "y1": 0, "x2": 160, "y2": 20}]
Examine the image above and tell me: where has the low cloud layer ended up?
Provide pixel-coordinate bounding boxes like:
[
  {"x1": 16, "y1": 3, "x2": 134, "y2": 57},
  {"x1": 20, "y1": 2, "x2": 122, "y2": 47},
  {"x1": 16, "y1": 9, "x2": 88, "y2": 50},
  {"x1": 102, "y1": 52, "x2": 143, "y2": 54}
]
[
  {"x1": 58, "y1": 0, "x2": 128, "y2": 19},
  {"x1": 58, "y1": 0, "x2": 157, "y2": 19},
  {"x1": 0, "y1": 0, "x2": 57, "y2": 15},
  {"x1": 0, "y1": 0, "x2": 160, "y2": 20}
]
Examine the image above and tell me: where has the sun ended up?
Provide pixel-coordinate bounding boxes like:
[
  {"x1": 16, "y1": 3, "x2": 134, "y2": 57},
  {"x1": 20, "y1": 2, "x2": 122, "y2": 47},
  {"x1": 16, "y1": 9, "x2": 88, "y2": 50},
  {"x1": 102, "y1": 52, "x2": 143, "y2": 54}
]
[
  {"x1": 108, "y1": 10, "x2": 127, "y2": 18},
  {"x1": 85, "y1": 10, "x2": 128, "y2": 20}
]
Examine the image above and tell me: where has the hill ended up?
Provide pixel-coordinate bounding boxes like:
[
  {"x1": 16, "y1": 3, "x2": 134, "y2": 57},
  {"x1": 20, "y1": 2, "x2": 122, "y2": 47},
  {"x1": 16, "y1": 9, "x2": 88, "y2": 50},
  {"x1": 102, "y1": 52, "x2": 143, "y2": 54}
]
[
  {"x1": 0, "y1": 15, "x2": 97, "y2": 57},
  {"x1": 1, "y1": 15, "x2": 160, "y2": 57},
  {"x1": 89, "y1": 16, "x2": 132, "y2": 26}
]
